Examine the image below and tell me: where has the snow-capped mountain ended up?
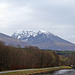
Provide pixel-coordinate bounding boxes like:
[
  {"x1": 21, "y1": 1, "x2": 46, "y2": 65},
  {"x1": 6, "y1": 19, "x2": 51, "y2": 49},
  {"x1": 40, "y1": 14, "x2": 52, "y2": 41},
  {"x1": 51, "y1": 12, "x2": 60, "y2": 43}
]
[
  {"x1": 12, "y1": 30, "x2": 75, "y2": 51},
  {"x1": 12, "y1": 30, "x2": 52, "y2": 42}
]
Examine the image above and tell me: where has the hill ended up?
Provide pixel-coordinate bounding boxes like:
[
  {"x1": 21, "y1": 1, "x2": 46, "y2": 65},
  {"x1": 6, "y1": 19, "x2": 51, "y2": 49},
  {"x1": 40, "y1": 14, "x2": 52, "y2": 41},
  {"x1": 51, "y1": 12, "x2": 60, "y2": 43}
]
[
  {"x1": 12, "y1": 31, "x2": 75, "y2": 51},
  {"x1": 0, "y1": 33, "x2": 28, "y2": 47}
]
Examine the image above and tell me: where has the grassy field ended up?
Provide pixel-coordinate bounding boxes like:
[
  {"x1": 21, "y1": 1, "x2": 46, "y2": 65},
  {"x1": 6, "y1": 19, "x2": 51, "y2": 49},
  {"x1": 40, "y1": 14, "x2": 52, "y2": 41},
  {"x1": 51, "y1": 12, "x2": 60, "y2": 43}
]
[{"x1": 0, "y1": 66, "x2": 72, "y2": 75}]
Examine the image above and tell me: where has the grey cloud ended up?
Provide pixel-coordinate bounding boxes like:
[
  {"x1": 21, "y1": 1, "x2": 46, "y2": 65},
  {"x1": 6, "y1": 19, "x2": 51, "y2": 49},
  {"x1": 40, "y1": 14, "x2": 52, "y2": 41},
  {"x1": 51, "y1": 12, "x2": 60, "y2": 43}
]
[
  {"x1": 0, "y1": 0, "x2": 75, "y2": 43},
  {"x1": 28, "y1": 0, "x2": 75, "y2": 25}
]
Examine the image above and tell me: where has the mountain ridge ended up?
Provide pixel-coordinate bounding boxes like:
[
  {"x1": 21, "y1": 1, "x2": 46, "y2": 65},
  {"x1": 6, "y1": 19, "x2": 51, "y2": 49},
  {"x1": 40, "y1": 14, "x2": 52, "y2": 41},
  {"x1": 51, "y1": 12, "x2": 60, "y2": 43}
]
[
  {"x1": 0, "y1": 33, "x2": 28, "y2": 47},
  {"x1": 12, "y1": 30, "x2": 75, "y2": 51}
]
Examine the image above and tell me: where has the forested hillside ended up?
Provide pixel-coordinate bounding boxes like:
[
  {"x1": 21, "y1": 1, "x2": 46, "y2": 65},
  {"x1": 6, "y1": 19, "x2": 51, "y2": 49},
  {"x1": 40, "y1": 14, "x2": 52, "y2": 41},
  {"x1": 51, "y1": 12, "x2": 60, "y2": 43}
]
[
  {"x1": 0, "y1": 41, "x2": 75, "y2": 71},
  {"x1": 0, "y1": 41, "x2": 59, "y2": 71}
]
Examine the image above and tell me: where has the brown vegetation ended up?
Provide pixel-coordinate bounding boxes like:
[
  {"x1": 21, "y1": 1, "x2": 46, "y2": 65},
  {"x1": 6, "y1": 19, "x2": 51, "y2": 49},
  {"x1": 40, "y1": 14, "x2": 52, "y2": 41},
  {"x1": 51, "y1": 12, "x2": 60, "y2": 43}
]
[
  {"x1": 0, "y1": 41, "x2": 74, "y2": 71},
  {"x1": 0, "y1": 41, "x2": 59, "y2": 71}
]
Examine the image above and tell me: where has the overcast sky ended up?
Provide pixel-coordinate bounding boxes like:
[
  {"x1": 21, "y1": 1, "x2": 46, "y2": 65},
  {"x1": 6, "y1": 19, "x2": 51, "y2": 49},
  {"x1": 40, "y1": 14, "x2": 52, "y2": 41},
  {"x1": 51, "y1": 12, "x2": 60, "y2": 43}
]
[{"x1": 0, "y1": 0, "x2": 75, "y2": 43}]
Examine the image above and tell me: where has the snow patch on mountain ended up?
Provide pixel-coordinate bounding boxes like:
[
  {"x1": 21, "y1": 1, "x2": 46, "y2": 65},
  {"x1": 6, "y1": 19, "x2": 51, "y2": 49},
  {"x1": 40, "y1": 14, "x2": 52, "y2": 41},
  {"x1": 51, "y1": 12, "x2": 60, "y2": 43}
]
[{"x1": 12, "y1": 30, "x2": 52, "y2": 38}]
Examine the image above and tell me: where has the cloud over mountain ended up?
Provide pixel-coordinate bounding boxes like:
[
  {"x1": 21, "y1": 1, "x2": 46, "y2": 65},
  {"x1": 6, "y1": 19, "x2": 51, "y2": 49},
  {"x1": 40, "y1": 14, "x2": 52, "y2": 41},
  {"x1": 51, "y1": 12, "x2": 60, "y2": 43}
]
[{"x1": 0, "y1": 0, "x2": 75, "y2": 43}]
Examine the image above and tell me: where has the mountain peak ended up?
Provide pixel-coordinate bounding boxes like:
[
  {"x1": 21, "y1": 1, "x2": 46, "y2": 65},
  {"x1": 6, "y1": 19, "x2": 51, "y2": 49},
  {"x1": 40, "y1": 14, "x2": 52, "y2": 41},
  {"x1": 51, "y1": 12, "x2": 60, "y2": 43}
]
[
  {"x1": 37, "y1": 30, "x2": 52, "y2": 35},
  {"x1": 12, "y1": 30, "x2": 75, "y2": 51},
  {"x1": 12, "y1": 30, "x2": 53, "y2": 39}
]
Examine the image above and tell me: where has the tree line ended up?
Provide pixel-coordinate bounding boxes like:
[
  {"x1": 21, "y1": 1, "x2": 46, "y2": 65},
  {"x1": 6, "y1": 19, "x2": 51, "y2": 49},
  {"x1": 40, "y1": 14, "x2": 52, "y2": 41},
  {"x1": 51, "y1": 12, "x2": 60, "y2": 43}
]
[
  {"x1": 57, "y1": 51, "x2": 75, "y2": 66},
  {"x1": 0, "y1": 41, "x2": 75, "y2": 71},
  {"x1": 0, "y1": 41, "x2": 59, "y2": 71}
]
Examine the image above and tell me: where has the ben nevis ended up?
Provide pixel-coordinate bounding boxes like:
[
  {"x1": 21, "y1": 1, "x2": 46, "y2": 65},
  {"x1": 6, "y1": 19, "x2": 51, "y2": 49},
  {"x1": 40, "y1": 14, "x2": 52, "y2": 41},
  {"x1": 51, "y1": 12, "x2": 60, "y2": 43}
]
[{"x1": 12, "y1": 30, "x2": 75, "y2": 51}]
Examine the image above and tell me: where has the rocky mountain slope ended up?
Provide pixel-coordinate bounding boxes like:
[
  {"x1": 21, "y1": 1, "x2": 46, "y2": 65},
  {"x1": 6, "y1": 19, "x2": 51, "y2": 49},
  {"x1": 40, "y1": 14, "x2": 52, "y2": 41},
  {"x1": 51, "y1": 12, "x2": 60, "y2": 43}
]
[
  {"x1": 12, "y1": 30, "x2": 75, "y2": 51},
  {"x1": 0, "y1": 33, "x2": 28, "y2": 47}
]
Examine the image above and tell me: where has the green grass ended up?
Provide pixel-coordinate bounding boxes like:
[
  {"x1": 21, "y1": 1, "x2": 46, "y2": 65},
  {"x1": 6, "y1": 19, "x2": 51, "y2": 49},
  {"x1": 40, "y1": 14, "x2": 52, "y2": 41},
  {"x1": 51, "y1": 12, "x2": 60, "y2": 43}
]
[{"x1": 0, "y1": 66, "x2": 72, "y2": 75}]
